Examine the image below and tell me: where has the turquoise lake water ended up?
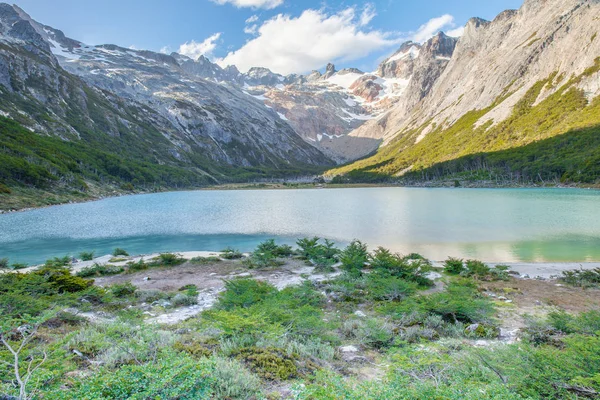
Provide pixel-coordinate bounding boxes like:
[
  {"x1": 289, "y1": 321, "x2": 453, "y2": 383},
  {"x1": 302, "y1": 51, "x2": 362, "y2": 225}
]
[{"x1": 1, "y1": 187, "x2": 600, "y2": 265}]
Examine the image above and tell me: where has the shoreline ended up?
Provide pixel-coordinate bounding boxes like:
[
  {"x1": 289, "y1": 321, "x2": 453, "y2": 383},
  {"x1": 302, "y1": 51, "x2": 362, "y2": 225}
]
[
  {"x1": 1, "y1": 181, "x2": 597, "y2": 214},
  {"x1": 10, "y1": 251, "x2": 600, "y2": 280}
]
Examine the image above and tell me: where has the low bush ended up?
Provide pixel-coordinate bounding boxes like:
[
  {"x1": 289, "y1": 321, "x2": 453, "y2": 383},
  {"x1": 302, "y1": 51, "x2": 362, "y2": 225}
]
[
  {"x1": 233, "y1": 346, "x2": 300, "y2": 380},
  {"x1": 153, "y1": 253, "x2": 185, "y2": 266},
  {"x1": 76, "y1": 263, "x2": 124, "y2": 277},
  {"x1": 217, "y1": 278, "x2": 278, "y2": 310},
  {"x1": 340, "y1": 240, "x2": 368, "y2": 276},
  {"x1": 0, "y1": 258, "x2": 8, "y2": 269},
  {"x1": 190, "y1": 256, "x2": 221, "y2": 264},
  {"x1": 221, "y1": 247, "x2": 243, "y2": 259},
  {"x1": 9, "y1": 262, "x2": 28, "y2": 270},
  {"x1": 370, "y1": 247, "x2": 433, "y2": 287},
  {"x1": 113, "y1": 248, "x2": 129, "y2": 257},
  {"x1": 560, "y1": 268, "x2": 600, "y2": 288},
  {"x1": 109, "y1": 282, "x2": 137, "y2": 298},
  {"x1": 444, "y1": 257, "x2": 465, "y2": 274},
  {"x1": 172, "y1": 293, "x2": 198, "y2": 307},
  {"x1": 79, "y1": 251, "x2": 95, "y2": 261}
]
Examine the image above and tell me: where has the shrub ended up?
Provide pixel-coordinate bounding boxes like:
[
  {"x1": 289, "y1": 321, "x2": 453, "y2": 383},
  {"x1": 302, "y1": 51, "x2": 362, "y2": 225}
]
[
  {"x1": 76, "y1": 263, "x2": 124, "y2": 277},
  {"x1": 190, "y1": 256, "x2": 221, "y2": 264},
  {"x1": 297, "y1": 237, "x2": 321, "y2": 259},
  {"x1": 560, "y1": 268, "x2": 600, "y2": 288},
  {"x1": 126, "y1": 259, "x2": 148, "y2": 272},
  {"x1": 221, "y1": 247, "x2": 243, "y2": 259},
  {"x1": 233, "y1": 346, "x2": 299, "y2": 380},
  {"x1": 0, "y1": 258, "x2": 8, "y2": 269},
  {"x1": 109, "y1": 282, "x2": 137, "y2": 298},
  {"x1": 210, "y1": 357, "x2": 262, "y2": 399},
  {"x1": 79, "y1": 251, "x2": 95, "y2": 261},
  {"x1": 463, "y1": 259, "x2": 491, "y2": 278},
  {"x1": 154, "y1": 253, "x2": 185, "y2": 266},
  {"x1": 10, "y1": 262, "x2": 28, "y2": 270},
  {"x1": 172, "y1": 293, "x2": 198, "y2": 307},
  {"x1": 340, "y1": 240, "x2": 368, "y2": 276},
  {"x1": 370, "y1": 247, "x2": 433, "y2": 286},
  {"x1": 365, "y1": 275, "x2": 416, "y2": 301},
  {"x1": 444, "y1": 257, "x2": 465, "y2": 274},
  {"x1": 113, "y1": 248, "x2": 129, "y2": 256},
  {"x1": 217, "y1": 278, "x2": 278, "y2": 310}
]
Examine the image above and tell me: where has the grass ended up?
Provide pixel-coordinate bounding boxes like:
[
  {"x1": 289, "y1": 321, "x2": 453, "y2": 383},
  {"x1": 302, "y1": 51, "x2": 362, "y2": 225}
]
[{"x1": 1, "y1": 239, "x2": 599, "y2": 399}]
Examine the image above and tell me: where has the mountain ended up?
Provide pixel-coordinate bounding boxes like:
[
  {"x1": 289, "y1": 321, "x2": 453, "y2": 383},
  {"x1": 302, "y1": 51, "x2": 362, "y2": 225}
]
[
  {"x1": 0, "y1": 3, "x2": 334, "y2": 206},
  {"x1": 332, "y1": 0, "x2": 600, "y2": 185}
]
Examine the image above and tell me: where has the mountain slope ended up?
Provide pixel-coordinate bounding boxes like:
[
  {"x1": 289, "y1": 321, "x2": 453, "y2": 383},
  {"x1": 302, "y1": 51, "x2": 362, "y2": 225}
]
[
  {"x1": 331, "y1": 0, "x2": 600, "y2": 184},
  {"x1": 0, "y1": 4, "x2": 334, "y2": 207}
]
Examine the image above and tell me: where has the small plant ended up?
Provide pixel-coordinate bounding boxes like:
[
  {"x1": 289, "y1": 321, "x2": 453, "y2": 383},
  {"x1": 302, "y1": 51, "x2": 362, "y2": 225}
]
[
  {"x1": 340, "y1": 240, "x2": 368, "y2": 276},
  {"x1": 79, "y1": 251, "x2": 95, "y2": 261},
  {"x1": 217, "y1": 278, "x2": 277, "y2": 310},
  {"x1": 113, "y1": 248, "x2": 129, "y2": 257},
  {"x1": 109, "y1": 282, "x2": 137, "y2": 297},
  {"x1": 126, "y1": 259, "x2": 148, "y2": 272},
  {"x1": 221, "y1": 247, "x2": 243, "y2": 259},
  {"x1": 153, "y1": 253, "x2": 185, "y2": 266},
  {"x1": 76, "y1": 263, "x2": 124, "y2": 277},
  {"x1": 444, "y1": 257, "x2": 465, "y2": 274},
  {"x1": 560, "y1": 268, "x2": 600, "y2": 288},
  {"x1": 0, "y1": 257, "x2": 9, "y2": 269},
  {"x1": 10, "y1": 262, "x2": 29, "y2": 270},
  {"x1": 233, "y1": 346, "x2": 300, "y2": 380},
  {"x1": 190, "y1": 256, "x2": 222, "y2": 264}
]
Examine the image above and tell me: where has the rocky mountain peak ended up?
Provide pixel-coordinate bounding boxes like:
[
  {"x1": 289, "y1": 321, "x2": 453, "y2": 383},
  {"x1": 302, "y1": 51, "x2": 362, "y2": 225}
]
[{"x1": 323, "y1": 63, "x2": 337, "y2": 79}]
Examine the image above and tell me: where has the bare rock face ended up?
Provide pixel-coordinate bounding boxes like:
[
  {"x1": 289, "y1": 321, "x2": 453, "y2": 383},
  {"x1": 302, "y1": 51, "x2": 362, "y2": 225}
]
[
  {"x1": 376, "y1": 41, "x2": 421, "y2": 79},
  {"x1": 350, "y1": 75, "x2": 383, "y2": 102}
]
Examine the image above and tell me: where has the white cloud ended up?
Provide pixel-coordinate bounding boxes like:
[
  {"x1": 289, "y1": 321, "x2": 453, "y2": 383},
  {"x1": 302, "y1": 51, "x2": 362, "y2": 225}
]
[
  {"x1": 411, "y1": 14, "x2": 455, "y2": 42},
  {"x1": 211, "y1": 0, "x2": 283, "y2": 10},
  {"x1": 217, "y1": 7, "x2": 401, "y2": 75},
  {"x1": 159, "y1": 46, "x2": 171, "y2": 54},
  {"x1": 446, "y1": 26, "x2": 465, "y2": 38},
  {"x1": 244, "y1": 14, "x2": 260, "y2": 35},
  {"x1": 178, "y1": 33, "x2": 222, "y2": 60},
  {"x1": 359, "y1": 3, "x2": 376, "y2": 27}
]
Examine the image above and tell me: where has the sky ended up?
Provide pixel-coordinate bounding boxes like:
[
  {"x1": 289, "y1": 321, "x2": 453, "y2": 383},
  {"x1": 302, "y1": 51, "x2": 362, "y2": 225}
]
[{"x1": 11, "y1": 0, "x2": 523, "y2": 75}]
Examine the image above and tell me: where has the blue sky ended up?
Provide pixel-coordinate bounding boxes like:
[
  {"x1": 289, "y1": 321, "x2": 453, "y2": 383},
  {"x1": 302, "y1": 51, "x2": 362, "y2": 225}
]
[{"x1": 12, "y1": 0, "x2": 523, "y2": 74}]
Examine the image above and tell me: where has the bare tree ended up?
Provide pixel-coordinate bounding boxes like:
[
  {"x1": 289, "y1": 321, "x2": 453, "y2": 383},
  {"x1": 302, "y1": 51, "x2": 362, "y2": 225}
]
[{"x1": 0, "y1": 324, "x2": 47, "y2": 400}]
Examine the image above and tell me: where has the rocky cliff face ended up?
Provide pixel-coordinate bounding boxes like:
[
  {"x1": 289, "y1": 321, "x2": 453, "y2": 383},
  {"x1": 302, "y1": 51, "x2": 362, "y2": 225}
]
[{"x1": 333, "y1": 0, "x2": 600, "y2": 179}]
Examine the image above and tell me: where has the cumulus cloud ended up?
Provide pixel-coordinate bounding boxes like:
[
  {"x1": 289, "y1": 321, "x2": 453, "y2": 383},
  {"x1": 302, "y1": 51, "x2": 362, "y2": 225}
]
[
  {"x1": 178, "y1": 33, "x2": 222, "y2": 60},
  {"x1": 217, "y1": 7, "x2": 401, "y2": 75},
  {"x1": 411, "y1": 14, "x2": 456, "y2": 42},
  {"x1": 211, "y1": 0, "x2": 283, "y2": 10}
]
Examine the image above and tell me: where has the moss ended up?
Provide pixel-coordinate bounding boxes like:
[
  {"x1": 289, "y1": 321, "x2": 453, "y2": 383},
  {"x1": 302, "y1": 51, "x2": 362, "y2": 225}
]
[
  {"x1": 173, "y1": 341, "x2": 213, "y2": 359},
  {"x1": 233, "y1": 346, "x2": 300, "y2": 381}
]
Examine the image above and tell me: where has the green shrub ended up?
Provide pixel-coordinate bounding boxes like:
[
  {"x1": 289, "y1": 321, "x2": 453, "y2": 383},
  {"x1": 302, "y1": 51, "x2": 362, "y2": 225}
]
[
  {"x1": 340, "y1": 240, "x2": 368, "y2": 276},
  {"x1": 112, "y1": 248, "x2": 129, "y2": 257},
  {"x1": 79, "y1": 251, "x2": 95, "y2": 261},
  {"x1": 233, "y1": 346, "x2": 300, "y2": 380},
  {"x1": 221, "y1": 247, "x2": 243, "y2": 259},
  {"x1": 109, "y1": 282, "x2": 137, "y2": 298},
  {"x1": 172, "y1": 293, "x2": 198, "y2": 307},
  {"x1": 209, "y1": 357, "x2": 262, "y2": 399},
  {"x1": 77, "y1": 263, "x2": 124, "y2": 277},
  {"x1": 560, "y1": 268, "x2": 600, "y2": 288},
  {"x1": 370, "y1": 247, "x2": 433, "y2": 286},
  {"x1": 444, "y1": 257, "x2": 465, "y2": 274},
  {"x1": 464, "y1": 259, "x2": 490, "y2": 278},
  {"x1": 154, "y1": 253, "x2": 185, "y2": 266},
  {"x1": 126, "y1": 259, "x2": 148, "y2": 272},
  {"x1": 190, "y1": 256, "x2": 221, "y2": 264},
  {"x1": 9, "y1": 262, "x2": 28, "y2": 270},
  {"x1": 217, "y1": 278, "x2": 278, "y2": 310},
  {"x1": 0, "y1": 258, "x2": 8, "y2": 269},
  {"x1": 365, "y1": 275, "x2": 417, "y2": 301}
]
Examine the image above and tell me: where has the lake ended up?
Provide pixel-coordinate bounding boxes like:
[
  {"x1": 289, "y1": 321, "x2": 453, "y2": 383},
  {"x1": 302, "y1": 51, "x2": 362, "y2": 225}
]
[{"x1": 1, "y1": 187, "x2": 600, "y2": 265}]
